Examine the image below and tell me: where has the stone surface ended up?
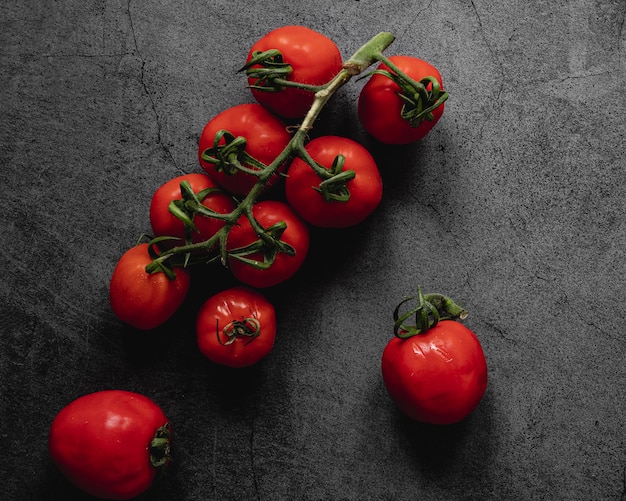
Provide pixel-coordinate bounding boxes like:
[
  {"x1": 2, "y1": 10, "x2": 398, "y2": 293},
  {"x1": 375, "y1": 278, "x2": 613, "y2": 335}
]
[{"x1": 1, "y1": 1, "x2": 625, "y2": 500}]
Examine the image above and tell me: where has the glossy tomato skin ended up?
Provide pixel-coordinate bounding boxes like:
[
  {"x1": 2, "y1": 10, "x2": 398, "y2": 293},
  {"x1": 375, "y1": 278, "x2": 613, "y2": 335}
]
[
  {"x1": 358, "y1": 55, "x2": 445, "y2": 145},
  {"x1": 285, "y1": 135, "x2": 383, "y2": 228},
  {"x1": 226, "y1": 201, "x2": 309, "y2": 288},
  {"x1": 109, "y1": 243, "x2": 190, "y2": 330},
  {"x1": 246, "y1": 25, "x2": 343, "y2": 118},
  {"x1": 198, "y1": 103, "x2": 291, "y2": 197},
  {"x1": 196, "y1": 286, "x2": 276, "y2": 368},
  {"x1": 49, "y1": 390, "x2": 170, "y2": 500},
  {"x1": 381, "y1": 320, "x2": 487, "y2": 424},
  {"x1": 150, "y1": 173, "x2": 235, "y2": 244}
]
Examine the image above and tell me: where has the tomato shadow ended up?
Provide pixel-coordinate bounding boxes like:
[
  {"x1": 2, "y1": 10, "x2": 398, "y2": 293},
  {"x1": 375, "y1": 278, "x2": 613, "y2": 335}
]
[{"x1": 393, "y1": 388, "x2": 496, "y2": 480}]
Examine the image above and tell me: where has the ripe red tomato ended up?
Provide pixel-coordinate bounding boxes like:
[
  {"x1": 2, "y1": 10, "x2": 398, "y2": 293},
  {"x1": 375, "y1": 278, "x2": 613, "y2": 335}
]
[
  {"x1": 381, "y1": 320, "x2": 487, "y2": 424},
  {"x1": 109, "y1": 243, "x2": 190, "y2": 330},
  {"x1": 198, "y1": 103, "x2": 291, "y2": 197},
  {"x1": 150, "y1": 173, "x2": 235, "y2": 245},
  {"x1": 244, "y1": 25, "x2": 343, "y2": 118},
  {"x1": 196, "y1": 286, "x2": 276, "y2": 368},
  {"x1": 49, "y1": 390, "x2": 171, "y2": 500},
  {"x1": 285, "y1": 135, "x2": 383, "y2": 228},
  {"x1": 358, "y1": 55, "x2": 446, "y2": 144},
  {"x1": 226, "y1": 200, "x2": 309, "y2": 288}
]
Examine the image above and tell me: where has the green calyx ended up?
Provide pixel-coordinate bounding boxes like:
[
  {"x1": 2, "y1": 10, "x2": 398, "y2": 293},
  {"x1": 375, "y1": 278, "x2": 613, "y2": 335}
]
[
  {"x1": 240, "y1": 49, "x2": 293, "y2": 92},
  {"x1": 218, "y1": 317, "x2": 261, "y2": 346},
  {"x1": 149, "y1": 423, "x2": 172, "y2": 472},
  {"x1": 227, "y1": 216, "x2": 295, "y2": 270},
  {"x1": 307, "y1": 153, "x2": 356, "y2": 203},
  {"x1": 201, "y1": 129, "x2": 270, "y2": 176},
  {"x1": 371, "y1": 56, "x2": 448, "y2": 128},
  {"x1": 393, "y1": 286, "x2": 468, "y2": 338}
]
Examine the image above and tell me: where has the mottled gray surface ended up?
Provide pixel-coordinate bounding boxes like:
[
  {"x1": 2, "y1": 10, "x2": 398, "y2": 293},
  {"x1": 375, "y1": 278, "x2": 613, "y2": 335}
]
[{"x1": 1, "y1": 1, "x2": 625, "y2": 500}]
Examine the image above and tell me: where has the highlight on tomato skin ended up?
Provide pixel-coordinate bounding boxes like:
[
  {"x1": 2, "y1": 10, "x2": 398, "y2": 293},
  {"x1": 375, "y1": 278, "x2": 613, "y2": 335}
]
[{"x1": 381, "y1": 320, "x2": 488, "y2": 425}]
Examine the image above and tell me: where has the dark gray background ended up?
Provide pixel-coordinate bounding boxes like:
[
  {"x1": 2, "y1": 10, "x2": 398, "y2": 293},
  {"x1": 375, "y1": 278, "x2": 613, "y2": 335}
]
[{"x1": 2, "y1": 1, "x2": 625, "y2": 500}]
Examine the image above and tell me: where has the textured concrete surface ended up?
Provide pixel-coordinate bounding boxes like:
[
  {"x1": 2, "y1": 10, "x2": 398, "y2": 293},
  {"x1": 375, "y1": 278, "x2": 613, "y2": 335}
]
[{"x1": 2, "y1": 1, "x2": 625, "y2": 500}]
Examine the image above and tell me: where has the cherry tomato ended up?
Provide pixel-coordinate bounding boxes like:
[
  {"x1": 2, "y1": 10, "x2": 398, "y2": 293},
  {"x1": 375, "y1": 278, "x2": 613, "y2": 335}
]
[
  {"x1": 150, "y1": 173, "x2": 235, "y2": 245},
  {"x1": 244, "y1": 25, "x2": 343, "y2": 118},
  {"x1": 358, "y1": 55, "x2": 446, "y2": 144},
  {"x1": 109, "y1": 243, "x2": 190, "y2": 330},
  {"x1": 198, "y1": 103, "x2": 291, "y2": 197},
  {"x1": 49, "y1": 390, "x2": 171, "y2": 500},
  {"x1": 381, "y1": 320, "x2": 487, "y2": 424},
  {"x1": 196, "y1": 286, "x2": 276, "y2": 368},
  {"x1": 285, "y1": 135, "x2": 383, "y2": 228},
  {"x1": 226, "y1": 200, "x2": 309, "y2": 288}
]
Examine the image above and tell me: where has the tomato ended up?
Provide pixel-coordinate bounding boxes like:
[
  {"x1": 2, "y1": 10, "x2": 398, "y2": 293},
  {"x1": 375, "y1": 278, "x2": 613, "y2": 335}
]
[
  {"x1": 150, "y1": 173, "x2": 235, "y2": 245},
  {"x1": 243, "y1": 25, "x2": 343, "y2": 118},
  {"x1": 285, "y1": 135, "x2": 383, "y2": 228},
  {"x1": 198, "y1": 103, "x2": 291, "y2": 197},
  {"x1": 109, "y1": 243, "x2": 190, "y2": 330},
  {"x1": 358, "y1": 55, "x2": 446, "y2": 144},
  {"x1": 196, "y1": 286, "x2": 276, "y2": 368},
  {"x1": 381, "y1": 320, "x2": 487, "y2": 424},
  {"x1": 49, "y1": 390, "x2": 171, "y2": 500},
  {"x1": 226, "y1": 200, "x2": 309, "y2": 288}
]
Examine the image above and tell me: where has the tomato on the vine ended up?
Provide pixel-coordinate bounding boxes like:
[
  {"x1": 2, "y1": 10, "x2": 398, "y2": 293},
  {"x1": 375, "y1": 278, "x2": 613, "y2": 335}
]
[
  {"x1": 198, "y1": 103, "x2": 292, "y2": 196},
  {"x1": 196, "y1": 286, "x2": 276, "y2": 368},
  {"x1": 226, "y1": 200, "x2": 309, "y2": 288},
  {"x1": 109, "y1": 243, "x2": 190, "y2": 330},
  {"x1": 150, "y1": 173, "x2": 235, "y2": 244},
  {"x1": 285, "y1": 135, "x2": 383, "y2": 228},
  {"x1": 243, "y1": 25, "x2": 343, "y2": 118},
  {"x1": 358, "y1": 55, "x2": 446, "y2": 144},
  {"x1": 49, "y1": 390, "x2": 171, "y2": 500},
  {"x1": 381, "y1": 320, "x2": 487, "y2": 425}
]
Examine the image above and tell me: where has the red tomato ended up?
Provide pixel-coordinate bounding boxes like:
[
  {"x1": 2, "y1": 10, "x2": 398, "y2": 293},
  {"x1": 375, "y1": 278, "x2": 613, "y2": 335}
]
[
  {"x1": 49, "y1": 390, "x2": 171, "y2": 500},
  {"x1": 285, "y1": 135, "x2": 383, "y2": 228},
  {"x1": 196, "y1": 286, "x2": 276, "y2": 368},
  {"x1": 381, "y1": 320, "x2": 487, "y2": 424},
  {"x1": 109, "y1": 243, "x2": 190, "y2": 330},
  {"x1": 226, "y1": 200, "x2": 309, "y2": 288},
  {"x1": 198, "y1": 103, "x2": 291, "y2": 197},
  {"x1": 358, "y1": 55, "x2": 446, "y2": 144},
  {"x1": 150, "y1": 173, "x2": 235, "y2": 245},
  {"x1": 244, "y1": 25, "x2": 343, "y2": 118}
]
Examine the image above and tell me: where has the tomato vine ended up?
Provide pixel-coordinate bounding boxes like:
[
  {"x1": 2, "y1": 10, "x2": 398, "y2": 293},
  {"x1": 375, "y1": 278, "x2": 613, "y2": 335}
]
[{"x1": 145, "y1": 31, "x2": 438, "y2": 278}]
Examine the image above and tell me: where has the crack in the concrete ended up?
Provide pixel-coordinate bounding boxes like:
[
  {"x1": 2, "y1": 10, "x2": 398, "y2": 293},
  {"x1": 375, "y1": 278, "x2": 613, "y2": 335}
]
[
  {"x1": 469, "y1": 0, "x2": 505, "y2": 104},
  {"x1": 126, "y1": 0, "x2": 178, "y2": 170},
  {"x1": 399, "y1": 0, "x2": 435, "y2": 39}
]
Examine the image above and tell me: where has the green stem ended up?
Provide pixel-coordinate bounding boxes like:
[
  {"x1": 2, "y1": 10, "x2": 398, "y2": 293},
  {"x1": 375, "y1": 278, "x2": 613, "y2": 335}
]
[
  {"x1": 148, "y1": 32, "x2": 397, "y2": 276},
  {"x1": 393, "y1": 286, "x2": 468, "y2": 338}
]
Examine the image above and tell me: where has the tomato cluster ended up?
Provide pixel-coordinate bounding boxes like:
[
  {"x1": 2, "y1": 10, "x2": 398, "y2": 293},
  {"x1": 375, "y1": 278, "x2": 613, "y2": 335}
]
[{"x1": 50, "y1": 26, "x2": 484, "y2": 500}]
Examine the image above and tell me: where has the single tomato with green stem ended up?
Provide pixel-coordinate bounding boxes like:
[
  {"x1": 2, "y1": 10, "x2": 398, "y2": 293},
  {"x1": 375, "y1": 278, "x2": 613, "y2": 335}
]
[{"x1": 381, "y1": 288, "x2": 487, "y2": 425}]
